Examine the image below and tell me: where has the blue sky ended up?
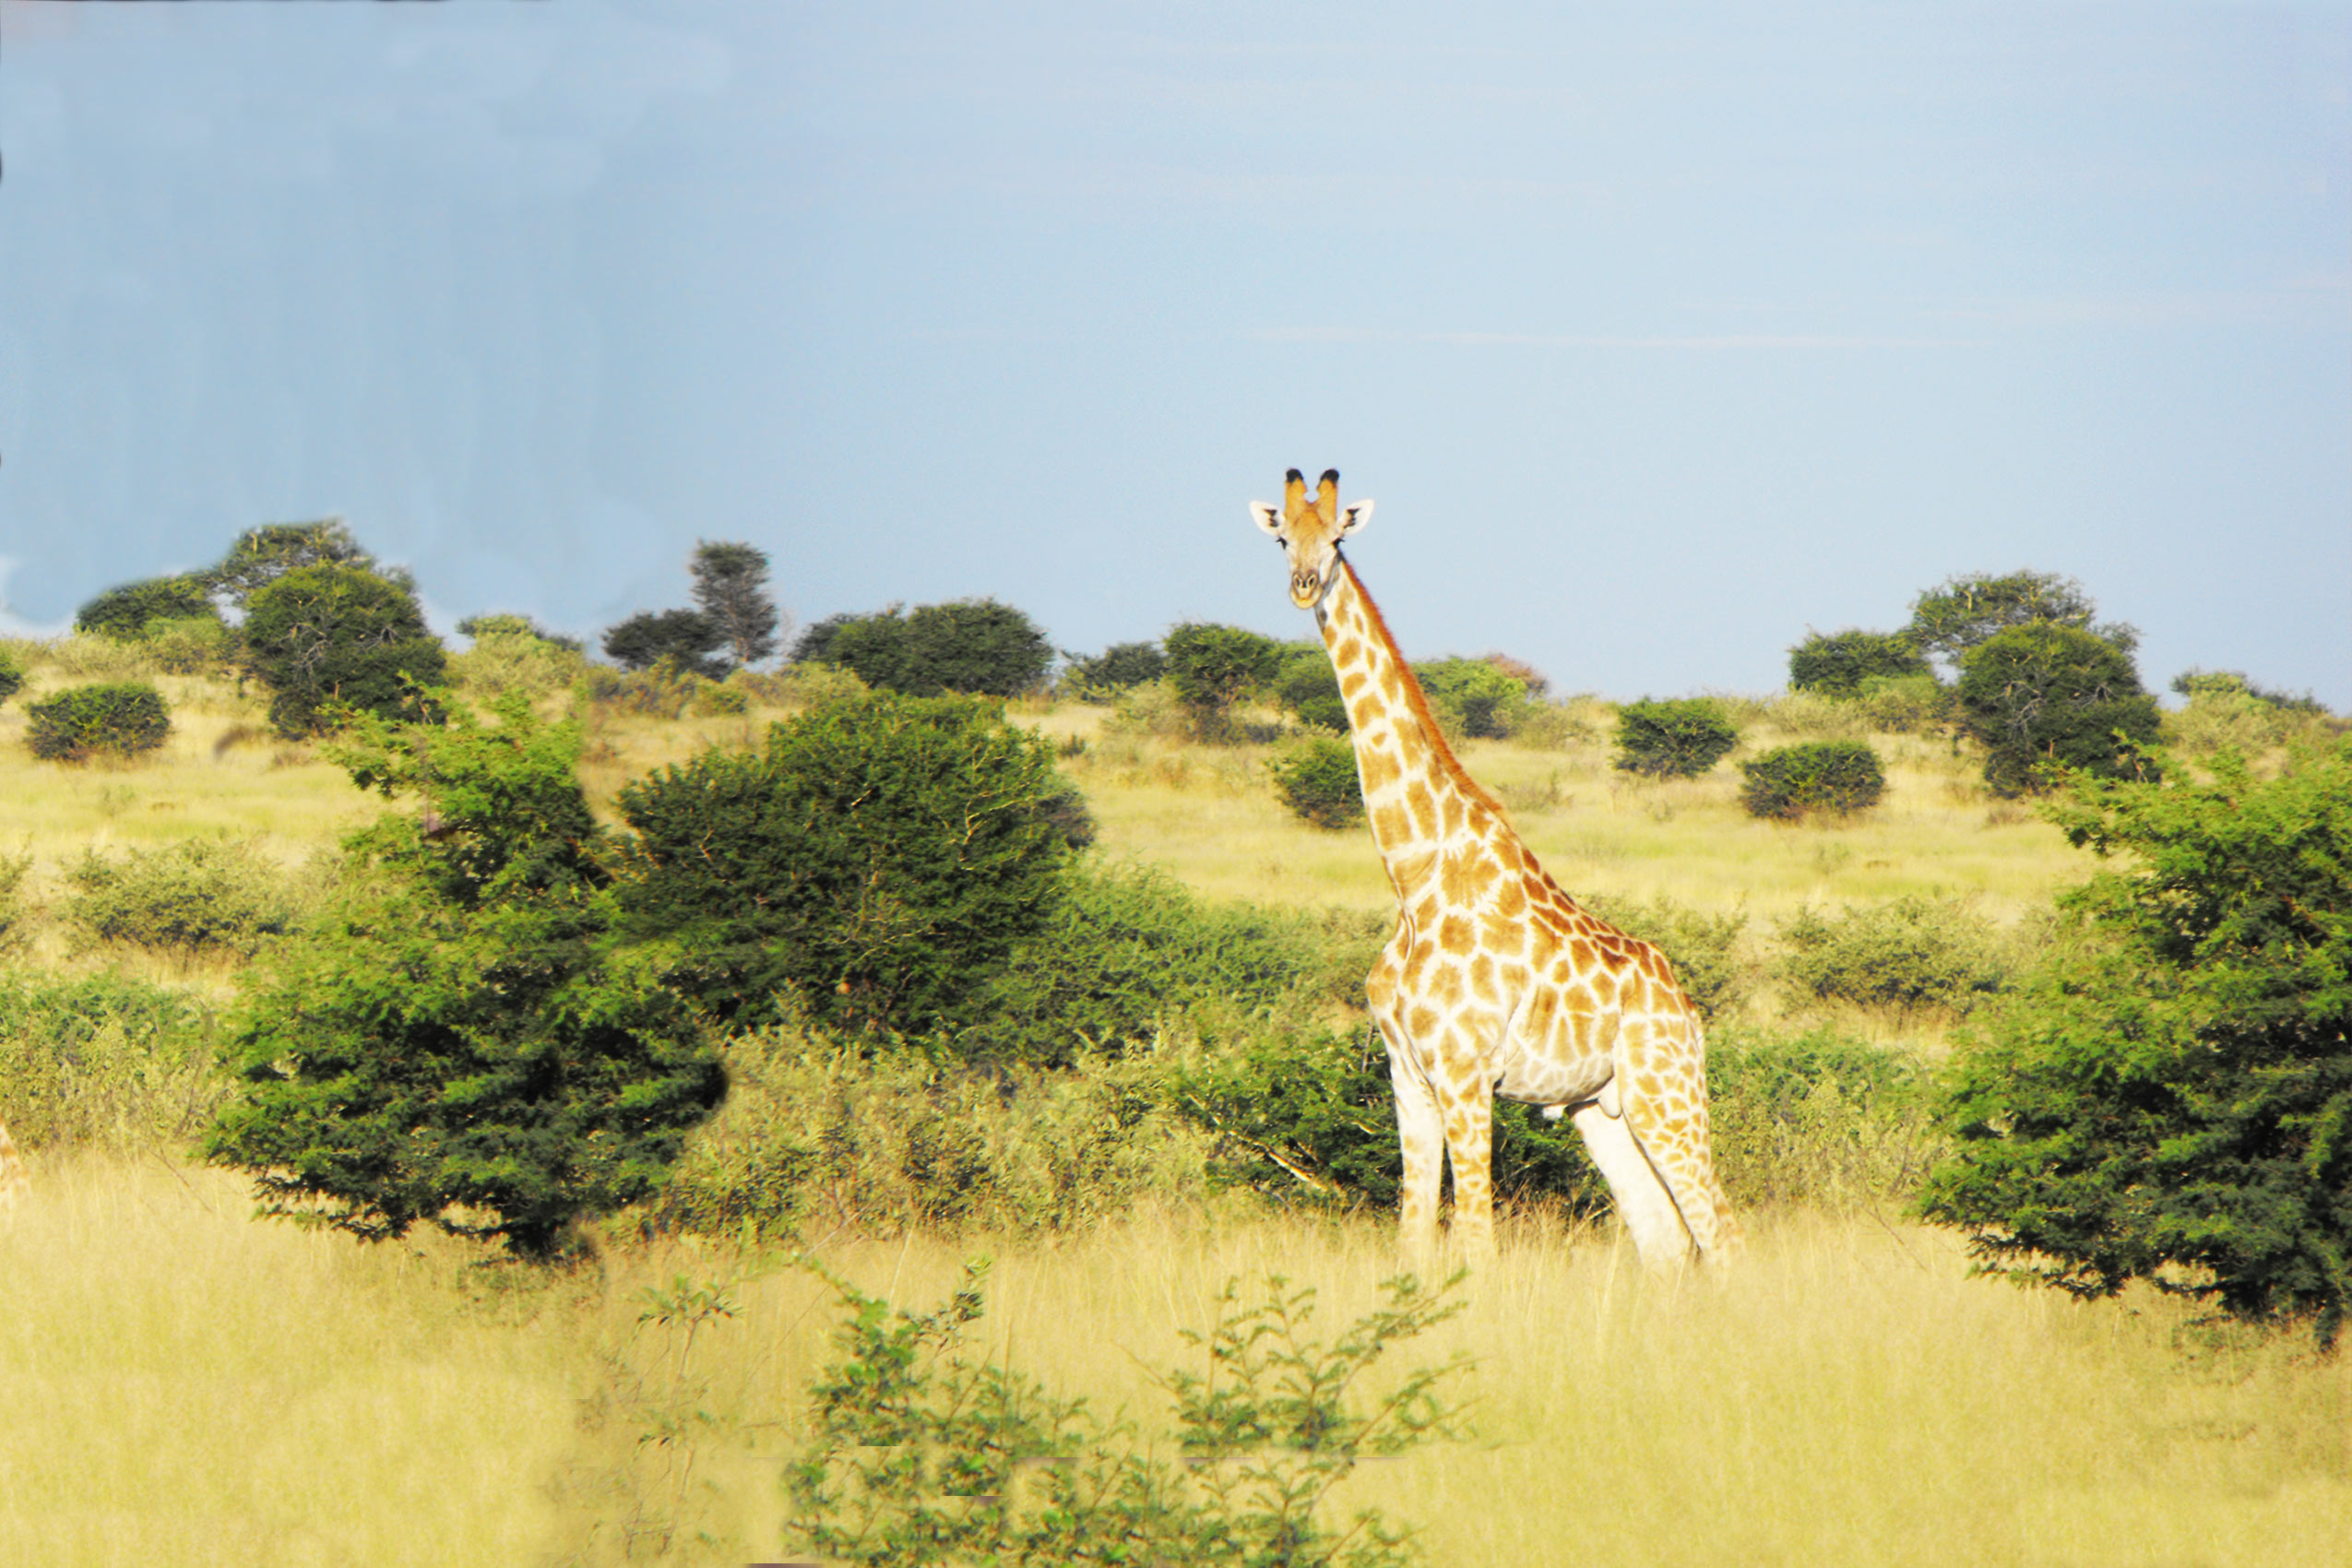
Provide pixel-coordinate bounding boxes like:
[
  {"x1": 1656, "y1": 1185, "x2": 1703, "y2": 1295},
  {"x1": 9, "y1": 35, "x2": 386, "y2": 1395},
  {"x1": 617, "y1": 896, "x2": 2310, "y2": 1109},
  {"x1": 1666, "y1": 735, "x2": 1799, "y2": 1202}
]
[{"x1": 3, "y1": 1, "x2": 2346, "y2": 707}]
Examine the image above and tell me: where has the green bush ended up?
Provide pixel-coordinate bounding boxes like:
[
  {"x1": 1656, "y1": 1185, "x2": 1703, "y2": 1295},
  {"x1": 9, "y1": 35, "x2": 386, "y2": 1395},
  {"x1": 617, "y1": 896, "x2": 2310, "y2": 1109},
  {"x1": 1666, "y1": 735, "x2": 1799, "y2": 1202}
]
[
  {"x1": 794, "y1": 600, "x2": 1053, "y2": 698},
  {"x1": 75, "y1": 575, "x2": 219, "y2": 639},
  {"x1": 600, "y1": 608, "x2": 729, "y2": 678},
  {"x1": 1906, "y1": 568, "x2": 2126, "y2": 671},
  {"x1": 958, "y1": 864, "x2": 1382, "y2": 1068},
  {"x1": 65, "y1": 838, "x2": 301, "y2": 956},
  {"x1": 25, "y1": 683, "x2": 172, "y2": 761},
  {"x1": 240, "y1": 563, "x2": 447, "y2": 737},
  {"x1": 208, "y1": 695, "x2": 727, "y2": 1258},
  {"x1": 615, "y1": 690, "x2": 1073, "y2": 1035},
  {"x1": 1274, "y1": 644, "x2": 1348, "y2": 731},
  {"x1": 1164, "y1": 622, "x2": 1284, "y2": 741},
  {"x1": 1854, "y1": 673, "x2": 1952, "y2": 734},
  {"x1": 781, "y1": 1265, "x2": 1464, "y2": 1568},
  {"x1": 1706, "y1": 1028, "x2": 1944, "y2": 1208},
  {"x1": 1778, "y1": 896, "x2": 2011, "y2": 1016},
  {"x1": 1956, "y1": 622, "x2": 2163, "y2": 796},
  {"x1": 0, "y1": 972, "x2": 228, "y2": 1154},
  {"x1": 1061, "y1": 640, "x2": 1167, "y2": 700},
  {"x1": 653, "y1": 1023, "x2": 1210, "y2": 1241},
  {"x1": 1788, "y1": 629, "x2": 1929, "y2": 697},
  {"x1": 143, "y1": 614, "x2": 232, "y2": 675},
  {"x1": 1270, "y1": 736, "x2": 1364, "y2": 829},
  {"x1": 1739, "y1": 741, "x2": 1887, "y2": 820},
  {"x1": 1611, "y1": 698, "x2": 1738, "y2": 778},
  {"x1": 0, "y1": 647, "x2": 22, "y2": 705},
  {"x1": 1921, "y1": 740, "x2": 2352, "y2": 1347},
  {"x1": 452, "y1": 614, "x2": 589, "y2": 699},
  {"x1": 1414, "y1": 655, "x2": 1534, "y2": 739}
]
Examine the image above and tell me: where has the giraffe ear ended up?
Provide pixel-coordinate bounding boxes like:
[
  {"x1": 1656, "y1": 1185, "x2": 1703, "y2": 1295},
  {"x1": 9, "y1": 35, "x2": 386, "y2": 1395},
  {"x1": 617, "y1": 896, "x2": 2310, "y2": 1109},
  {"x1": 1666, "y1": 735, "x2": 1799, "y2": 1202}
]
[
  {"x1": 1250, "y1": 501, "x2": 1283, "y2": 536},
  {"x1": 1338, "y1": 499, "x2": 1373, "y2": 536}
]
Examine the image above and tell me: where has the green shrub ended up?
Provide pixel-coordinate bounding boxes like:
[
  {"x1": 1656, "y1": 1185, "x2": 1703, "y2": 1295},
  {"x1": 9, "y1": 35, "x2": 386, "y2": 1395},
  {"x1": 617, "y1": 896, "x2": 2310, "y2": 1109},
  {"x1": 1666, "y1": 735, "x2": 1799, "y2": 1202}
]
[
  {"x1": 1740, "y1": 741, "x2": 1887, "y2": 820},
  {"x1": 794, "y1": 600, "x2": 1053, "y2": 698},
  {"x1": 1611, "y1": 698, "x2": 1739, "y2": 778},
  {"x1": 209, "y1": 696, "x2": 726, "y2": 1258},
  {"x1": 1161, "y1": 622, "x2": 1284, "y2": 742},
  {"x1": 1414, "y1": 656, "x2": 1534, "y2": 739},
  {"x1": 0, "y1": 973, "x2": 228, "y2": 1154},
  {"x1": 0, "y1": 851, "x2": 30, "y2": 955},
  {"x1": 1061, "y1": 640, "x2": 1167, "y2": 700},
  {"x1": 1922, "y1": 740, "x2": 2352, "y2": 1347},
  {"x1": 600, "y1": 608, "x2": 729, "y2": 678},
  {"x1": 1274, "y1": 644, "x2": 1348, "y2": 731},
  {"x1": 0, "y1": 647, "x2": 22, "y2": 705},
  {"x1": 615, "y1": 691, "x2": 1073, "y2": 1035},
  {"x1": 654, "y1": 1023, "x2": 1210, "y2": 1240},
  {"x1": 143, "y1": 614, "x2": 232, "y2": 675},
  {"x1": 1706, "y1": 1028, "x2": 1944, "y2": 1208},
  {"x1": 782, "y1": 1265, "x2": 1464, "y2": 1568},
  {"x1": 451, "y1": 614, "x2": 589, "y2": 700},
  {"x1": 75, "y1": 575, "x2": 219, "y2": 639},
  {"x1": 65, "y1": 838, "x2": 301, "y2": 956},
  {"x1": 25, "y1": 683, "x2": 172, "y2": 761},
  {"x1": 1788, "y1": 629, "x2": 1929, "y2": 697},
  {"x1": 1906, "y1": 568, "x2": 2126, "y2": 671},
  {"x1": 240, "y1": 563, "x2": 447, "y2": 737},
  {"x1": 1270, "y1": 735, "x2": 1364, "y2": 829},
  {"x1": 957, "y1": 864, "x2": 1381, "y2": 1068},
  {"x1": 1778, "y1": 896, "x2": 2011, "y2": 1016},
  {"x1": 585, "y1": 659, "x2": 706, "y2": 719},
  {"x1": 1957, "y1": 622, "x2": 2163, "y2": 796},
  {"x1": 1854, "y1": 673, "x2": 1952, "y2": 734}
]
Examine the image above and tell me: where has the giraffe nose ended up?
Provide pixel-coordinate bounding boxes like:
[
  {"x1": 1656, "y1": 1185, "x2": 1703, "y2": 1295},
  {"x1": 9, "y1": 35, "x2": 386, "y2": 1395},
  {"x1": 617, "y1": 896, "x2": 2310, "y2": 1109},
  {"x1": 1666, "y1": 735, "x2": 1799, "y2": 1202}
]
[{"x1": 1291, "y1": 569, "x2": 1321, "y2": 602}]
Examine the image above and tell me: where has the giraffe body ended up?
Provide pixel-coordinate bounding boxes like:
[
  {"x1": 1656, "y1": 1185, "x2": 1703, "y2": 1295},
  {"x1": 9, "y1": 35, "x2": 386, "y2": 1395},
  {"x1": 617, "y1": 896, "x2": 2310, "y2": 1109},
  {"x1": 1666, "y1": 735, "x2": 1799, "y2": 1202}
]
[{"x1": 1253, "y1": 469, "x2": 1739, "y2": 1269}]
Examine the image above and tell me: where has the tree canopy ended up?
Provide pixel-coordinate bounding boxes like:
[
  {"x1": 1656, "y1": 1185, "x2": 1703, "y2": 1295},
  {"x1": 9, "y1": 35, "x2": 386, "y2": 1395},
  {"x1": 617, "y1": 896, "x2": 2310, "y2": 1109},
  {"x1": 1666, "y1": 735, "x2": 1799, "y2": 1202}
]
[
  {"x1": 689, "y1": 540, "x2": 783, "y2": 669},
  {"x1": 239, "y1": 562, "x2": 447, "y2": 737}
]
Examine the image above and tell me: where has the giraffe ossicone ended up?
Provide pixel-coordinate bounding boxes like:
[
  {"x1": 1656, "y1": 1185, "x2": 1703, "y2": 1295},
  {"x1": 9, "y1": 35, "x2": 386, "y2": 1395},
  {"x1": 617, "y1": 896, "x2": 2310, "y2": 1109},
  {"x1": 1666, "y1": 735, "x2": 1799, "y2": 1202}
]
[{"x1": 1253, "y1": 468, "x2": 1740, "y2": 1271}]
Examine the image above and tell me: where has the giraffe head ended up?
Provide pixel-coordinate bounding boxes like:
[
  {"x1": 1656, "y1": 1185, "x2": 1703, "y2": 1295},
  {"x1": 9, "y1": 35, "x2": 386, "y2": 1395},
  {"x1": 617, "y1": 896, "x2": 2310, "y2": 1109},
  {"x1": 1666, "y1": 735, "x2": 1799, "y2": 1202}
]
[{"x1": 1251, "y1": 468, "x2": 1373, "y2": 611}]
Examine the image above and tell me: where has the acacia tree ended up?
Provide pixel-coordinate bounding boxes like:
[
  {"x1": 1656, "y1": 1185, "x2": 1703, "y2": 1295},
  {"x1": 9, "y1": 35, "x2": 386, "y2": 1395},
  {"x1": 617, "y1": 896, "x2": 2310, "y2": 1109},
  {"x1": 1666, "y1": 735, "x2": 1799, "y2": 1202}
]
[
  {"x1": 239, "y1": 563, "x2": 447, "y2": 736},
  {"x1": 1788, "y1": 629, "x2": 1930, "y2": 697},
  {"x1": 1906, "y1": 569, "x2": 2136, "y2": 673},
  {"x1": 690, "y1": 540, "x2": 783, "y2": 668},
  {"x1": 208, "y1": 695, "x2": 727, "y2": 1258},
  {"x1": 1163, "y1": 623, "x2": 1282, "y2": 741},
  {"x1": 208, "y1": 518, "x2": 377, "y2": 610},
  {"x1": 1922, "y1": 740, "x2": 2352, "y2": 1348},
  {"x1": 601, "y1": 609, "x2": 730, "y2": 677},
  {"x1": 1955, "y1": 623, "x2": 2162, "y2": 796}
]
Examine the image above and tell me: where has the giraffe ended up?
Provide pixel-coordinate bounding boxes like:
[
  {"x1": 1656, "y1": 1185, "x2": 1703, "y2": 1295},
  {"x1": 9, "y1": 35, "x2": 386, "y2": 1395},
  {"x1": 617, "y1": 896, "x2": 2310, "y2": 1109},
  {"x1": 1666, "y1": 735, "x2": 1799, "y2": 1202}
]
[{"x1": 1251, "y1": 469, "x2": 1739, "y2": 1270}]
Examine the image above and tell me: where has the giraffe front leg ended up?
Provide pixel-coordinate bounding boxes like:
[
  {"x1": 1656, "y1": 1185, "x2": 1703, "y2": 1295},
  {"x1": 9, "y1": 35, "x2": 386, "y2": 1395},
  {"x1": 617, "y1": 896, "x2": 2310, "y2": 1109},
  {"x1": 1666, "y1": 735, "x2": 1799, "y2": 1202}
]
[{"x1": 1382, "y1": 1026, "x2": 1444, "y2": 1269}]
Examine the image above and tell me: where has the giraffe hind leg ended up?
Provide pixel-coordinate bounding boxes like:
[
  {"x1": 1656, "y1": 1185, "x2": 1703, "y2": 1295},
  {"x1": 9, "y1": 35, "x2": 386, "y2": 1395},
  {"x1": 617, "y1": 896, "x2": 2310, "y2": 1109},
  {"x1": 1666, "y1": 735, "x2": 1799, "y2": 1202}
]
[
  {"x1": 1568, "y1": 1104, "x2": 1692, "y2": 1273},
  {"x1": 1617, "y1": 1087, "x2": 1739, "y2": 1263}
]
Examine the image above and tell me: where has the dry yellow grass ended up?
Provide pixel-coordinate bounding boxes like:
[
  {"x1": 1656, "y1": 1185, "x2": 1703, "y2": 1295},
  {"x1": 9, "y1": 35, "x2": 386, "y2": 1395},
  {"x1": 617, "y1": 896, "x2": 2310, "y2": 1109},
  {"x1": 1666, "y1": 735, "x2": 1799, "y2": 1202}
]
[{"x1": 4, "y1": 1161, "x2": 2345, "y2": 1567}]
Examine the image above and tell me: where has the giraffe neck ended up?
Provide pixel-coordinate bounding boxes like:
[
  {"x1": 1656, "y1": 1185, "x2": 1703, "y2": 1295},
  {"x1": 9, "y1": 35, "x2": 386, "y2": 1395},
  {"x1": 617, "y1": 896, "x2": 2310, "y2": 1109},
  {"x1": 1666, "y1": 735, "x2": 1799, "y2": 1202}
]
[{"x1": 1319, "y1": 556, "x2": 1501, "y2": 901}]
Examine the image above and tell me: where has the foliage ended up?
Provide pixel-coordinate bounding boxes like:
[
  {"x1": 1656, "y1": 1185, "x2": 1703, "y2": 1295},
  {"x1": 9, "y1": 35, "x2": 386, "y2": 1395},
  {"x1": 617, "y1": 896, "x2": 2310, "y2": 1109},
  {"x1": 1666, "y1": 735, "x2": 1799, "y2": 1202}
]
[
  {"x1": 1705, "y1": 1028, "x2": 1944, "y2": 1208},
  {"x1": 614, "y1": 691, "x2": 1072, "y2": 1035},
  {"x1": 1956, "y1": 622, "x2": 2163, "y2": 796},
  {"x1": 2170, "y1": 668, "x2": 2326, "y2": 715},
  {"x1": 601, "y1": 609, "x2": 729, "y2": 679},
  {"x1": 1906, "y1": 568, "x2": 2133, "y2": 671},
  {"x1": 1920, "y1": 740, "x2": 2352, "y2": 1348},
  {"x1": 75, "y1": 575, "x2": 218, "y2": 639},
  {"x1": 1787, "y1": 629, "x2": 1929, "y2": 698},
  {"x1": 1778, "y1": 897, "x2": 2013, "y2": 1016},
  {"x1": 1165, "y1": 623, "x2": 1285, "y2": 741},
  {"x1": 450, "y1": 614, "x2": 589, "y2": 700},
  {"x1": 1853, "y1": 673, "x2": 1953, "y2": 734},
  {"x1": 2165, "y1": 671, "x2": 2341, "y2": 760},
  {"x1": 652, "y1": 1022, "x2": 1211, "y2": 1240},
  {"x1": 239, "y1": 563, "x2": 447, "y2": 737},
  {"x1": 1412, "y1": 656, "x2": 1533, "y2": 740},
  {"x1": 1611, "y1": 697, "x2": 1739, "y2": 778},
  {"x1": 207, "y1": 518, "x2": 377, "y2": 609},
  {"x1": 687, "y1": 540, "x2": 783, "y2": 669},
  {"x1": 1275, "y1": 645, "x2": 1348, "y2": 731},
  {"x1": 24, "y1": 683, "x2": 172, "y2": 761},
  {"x1": 65, "y1": 838, "x2": 301, "y2": 956},
  {"x1": 0, "y1": 647, "x2": 20, "y2": 705},
  {"x1": 796, "y1": 600, "x2": 1054, "y2": 698},
  {"x1": 957, "y1": 863, "x2": 1383, "y2": 1069},
  {"x1": 783, "y1": 1263, "x2": 1466, "y2": 1568},
  {"x1": 1739, "y1": 741, "x2": 1887, "y2": 820},
  {"x1": 143, "y1": 614, "x2": 233, "y2": 675},
  {"x1": 1063, "y1": 640, "x2": 1168, "y2": 700},
  {"x1": 207, "y1": 695, "x2": 726, "y2": 1258},
  {"x1": 1271, "y1": 736, "x2": 1365, "y2": 830},
  {"x1": 0, "y1": 972, "x2": 227, "y2": 1153}
]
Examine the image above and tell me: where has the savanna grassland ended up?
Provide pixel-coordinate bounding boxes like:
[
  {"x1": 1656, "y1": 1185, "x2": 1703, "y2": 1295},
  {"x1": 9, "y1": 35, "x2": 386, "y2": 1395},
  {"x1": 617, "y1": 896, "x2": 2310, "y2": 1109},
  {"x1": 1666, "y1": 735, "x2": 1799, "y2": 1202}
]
[{"x1": 1, "y1": 634, "x2": 2346, "y2": 1567}]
